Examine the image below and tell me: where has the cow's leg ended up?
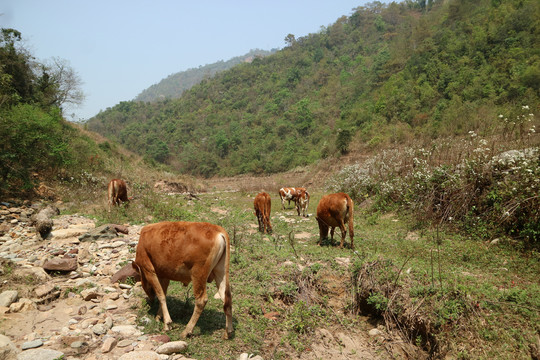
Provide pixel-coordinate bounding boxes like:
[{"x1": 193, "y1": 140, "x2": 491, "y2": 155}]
[
  {"x1": 141, "y1": 271, "x2": 172, "y2": 330},
  {"x1": 258, "y1": 212, "x2": 264, "y2": 233},
  {"x1": 265, "y1": 214, "x2": 272, "y2": 234},
  {"x1": 338, "y1": 221, "x2": 347, "y2": 248},
  {"x1": 182, "y1": 271, "x2": 208, "y2": 338},
  {"x1": 317, "y1": 218, "x2": 328, "y2": 246},
  {"x1": 156, "y1": 278, "x2": 170, "y2": 321}
]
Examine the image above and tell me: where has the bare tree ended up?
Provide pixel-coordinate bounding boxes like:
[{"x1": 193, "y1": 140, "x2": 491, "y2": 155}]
[{"x1": 37, "y1": 57, "x2": 85, "y2": 110}]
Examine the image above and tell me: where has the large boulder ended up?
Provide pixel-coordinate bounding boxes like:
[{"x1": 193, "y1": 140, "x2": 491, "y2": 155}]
[
  {"x1": 78, "y1": 224, "x2": 118, "y2": 242},
  {"x1": 31, "y1": 205, "x2": 59, "y2": 239},
  {"x1": 0, "y1": 334, "x2": 19, "y2": 360},
  {"x1": 0, "y1": 291, "x2": 18, "y2": 307},
  {"x1": 42, "y1": 257, "x2": 78, "y2": 272}
]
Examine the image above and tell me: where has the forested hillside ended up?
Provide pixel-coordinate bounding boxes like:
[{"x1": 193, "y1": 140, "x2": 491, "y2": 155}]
[
  {"x1": 86, "y1": 0, "x2": 540, "y2": 177},
  {"x1": 134, "y1": 49, "x2": 277, "y2": 102}
]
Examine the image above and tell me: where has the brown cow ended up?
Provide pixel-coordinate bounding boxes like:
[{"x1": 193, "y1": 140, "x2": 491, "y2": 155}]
[
  {"x1": 295, "y1": 189, "x2": 310, "y2": 217},
  {"x1": 279, "y1": 187, "x2": 305, "y2": 210},
  {"x1": 132, "y1": 221, "x2": 233, "y2": 339},
  {"x1": 107, "y1": 179, "x2": 129, "y2": 212},
  {"x1": 254, "y1": 192, "x2": 272, "y2": 234},
  {"x1": 316, "y1": 192, "x2": 354, "y2": 249}
]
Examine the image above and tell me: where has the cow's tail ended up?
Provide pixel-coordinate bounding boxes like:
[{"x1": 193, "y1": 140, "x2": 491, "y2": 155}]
[
  {"x1": 214, "y1": 230, "x2": 233, "y2": 337},
  {"x1": 214, "y1": 231, "x2": 231, "y2": 303},
  {"x1": 347, "y1": 195, "x2": 354, "y2": 249},
  {"x1": 107, "y1": 181, "x2": 114, "y2": 211}
]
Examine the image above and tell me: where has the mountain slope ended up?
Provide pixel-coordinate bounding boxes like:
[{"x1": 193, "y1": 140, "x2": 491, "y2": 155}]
[
  {"x1": 86, "y1": 0, "x2": 540, "y2": 178},
  {"x1": 134, "y1": 49, "x2": 277, "y2": 102}
]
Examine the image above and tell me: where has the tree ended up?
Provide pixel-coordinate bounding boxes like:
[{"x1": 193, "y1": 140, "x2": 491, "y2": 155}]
[
  {"x1": 0, "y1": 28, "x2": 34, "y2": 106},
  {"x1": 0, "y1": 28, "x2": 85, "y2": 112},
  {"x1": 37, "y1": 57, "x2": 85, "y2": 110},
  {"x1": 284, "y1": 34, "x2": 296, "y2": 47}
]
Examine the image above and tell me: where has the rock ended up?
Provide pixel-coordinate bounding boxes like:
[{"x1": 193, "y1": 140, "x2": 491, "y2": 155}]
[
  {"x1": 155, "y1": 341, "x2": 188, "y2": 354},
  {"x1": 98, "y1": 240, "x2": 126, "y2": 249},
  {"x1": 111, "y1": 224, "x2": 129, "y2": 234},
  {"x1": 105, "y1": 303, "x2": 118, "y2": 310},
  {"x1": 21, "y1": 339, "x2": 43, "y2": 350},
  {"x1": 0, "y1": 223, "x2": 11, "y2": 236},
  {"x1": 151, "y1": 335, "x2": 170, "y2": 343},
  {"x1": 101, "y1": 337, "x2": 117, "y2": 353},
  {"x1": 34, "y1": 284, "x2": 55, "y2": 298},
  {"x1": 368, "y1": 328, "x2": 383, "y2": 337},
  {"x1": 79, "y1": 224, "x2": 118, "y2": 242},
  {"x1": 50, "y1": 228, "x2": 88, "y2": 240},
  {"x1": 111, "y1": 325, "x2": 141, "y2": 337},
  {"x1": 60, "y1": 336, "x2": 85, "y2": 347},
  {"x1": 118, "y1": 350, "x2": 162, "y2": 360},
  {"x1": 92, "y1": 324, "x2": 108, "y2": 335},
  {"x1": 80, "y1": 287, "x2": 99, "y2": 301},
  {"x1": 42, "y1": 257, "x2": 77, "y2": 272},
  {"x1": 16, "y1": 348, "x2": 64, "y2": 360},
  {"x1": 9, "y1": 298, "x2": 35, "y2": 313},
  {"x1": 31, "y1": 205, "x2": 59, "y2": 239},
  {"x1": 13, "y1": 267, "x2": 51, "y2": 282},
  {"x1": 0, "y1": 290, "x2": 18, "y2": 307},
  {"x1": 70, "y1": 341, "x2": 87, "y2": 349},
  {"x1": 0, "y1": 334, "x2": 19, "y2": 360},
  {"x1": 117, "y1": 339, "x2": 133, "y2": 348},
  {"x1": 111, "y1": 263, "x2": 141, "y2": 284}
]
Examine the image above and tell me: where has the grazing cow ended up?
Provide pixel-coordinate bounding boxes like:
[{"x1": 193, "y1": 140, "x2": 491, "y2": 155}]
[
  {"x1": 254, "y1": 192, "x2": 272, "y2": 234},
  {"x1": 279, "y1": 187, "x2": 305, "y2": 210},
  {"x1": 295, "y1": 189, "x2": 310, "y2": 217},
  {"x1": 316, "y1": 192, "x2": 354, "y2": 249},
  {"x1": 107, "y1": 179, "x2": 129, "y2": 212},
  {"x1": 132, "y1": 221, "x2": 233, "y2": 339}
]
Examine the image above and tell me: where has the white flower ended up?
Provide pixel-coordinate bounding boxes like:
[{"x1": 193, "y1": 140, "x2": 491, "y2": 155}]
[{"x1": 522, "y1": 105, "x2": 529, "y2": 110}]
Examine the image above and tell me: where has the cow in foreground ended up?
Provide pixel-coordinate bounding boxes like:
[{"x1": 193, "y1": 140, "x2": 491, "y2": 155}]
[
  {"x1": 279, "y1": 187, "x2": 305, "y2": 210},
  {"x1": 316, "y1": 192, "x2": 354, "y2": 249},
  {"x1": 132, "y1": 221, "x2": 233, "y2": 339},
  {"x1": 107, "y1": 179, "x2": 129, "y2": 212},
  {"x1": 254, "y1": 192, "x2": 272, "y2": 234},
  {"x1": 295, "y1": 189, "x2": 310, "y2": 217}
]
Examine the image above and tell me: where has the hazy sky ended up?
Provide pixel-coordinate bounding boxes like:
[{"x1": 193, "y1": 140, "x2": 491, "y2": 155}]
[{"x1": 2, "y1": 1, "x2": 382, "y2": 121}]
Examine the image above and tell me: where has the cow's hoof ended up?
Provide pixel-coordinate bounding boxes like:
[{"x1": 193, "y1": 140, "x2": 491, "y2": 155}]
[
  {"x1": 180, "y1": 330, "x2": 192, "y2": 339},
  {"x1": 223, "y1": 330, "x2": 234, "y2": 340}
]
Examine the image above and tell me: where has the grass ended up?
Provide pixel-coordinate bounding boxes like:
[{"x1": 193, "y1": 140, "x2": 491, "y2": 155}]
[{"x1": 58, "y1": 185, "x2": 540, "y2": 359}]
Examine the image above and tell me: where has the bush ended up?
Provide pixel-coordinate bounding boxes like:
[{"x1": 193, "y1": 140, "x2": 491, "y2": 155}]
[
  {"x1": 327, "y1": 111, "x2": 540, "y2": 245},
  {"x1": 0, "y1": 104, "x2": 70, "y2": 194}
]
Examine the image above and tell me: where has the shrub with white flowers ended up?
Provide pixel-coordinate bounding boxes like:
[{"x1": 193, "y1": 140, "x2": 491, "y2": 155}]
[{"x1": 327, "y1": 108, "x2": 539, "y2": 245}]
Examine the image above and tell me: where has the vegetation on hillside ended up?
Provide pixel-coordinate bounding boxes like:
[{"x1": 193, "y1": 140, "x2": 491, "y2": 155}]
[
  {"x1": 134, "y1": 49, "x2": 277, "y2": 102},
  {"x1": 86, "y1": 0, "x2": 539, "y2": 177}
]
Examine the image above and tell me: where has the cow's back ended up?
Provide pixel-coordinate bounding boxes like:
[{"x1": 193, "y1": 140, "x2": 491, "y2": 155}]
[
  {"x1": 316, "y1": 193, "x2": 350, "y2": 226},
  {"x1": 136, "y1": 222, "x2": 227, "y2": 283}
]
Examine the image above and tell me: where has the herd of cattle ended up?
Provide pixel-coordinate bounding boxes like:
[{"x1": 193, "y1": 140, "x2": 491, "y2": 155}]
[{"x1": 106, "y1": 179, "x2": 355, "y2": 339}]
